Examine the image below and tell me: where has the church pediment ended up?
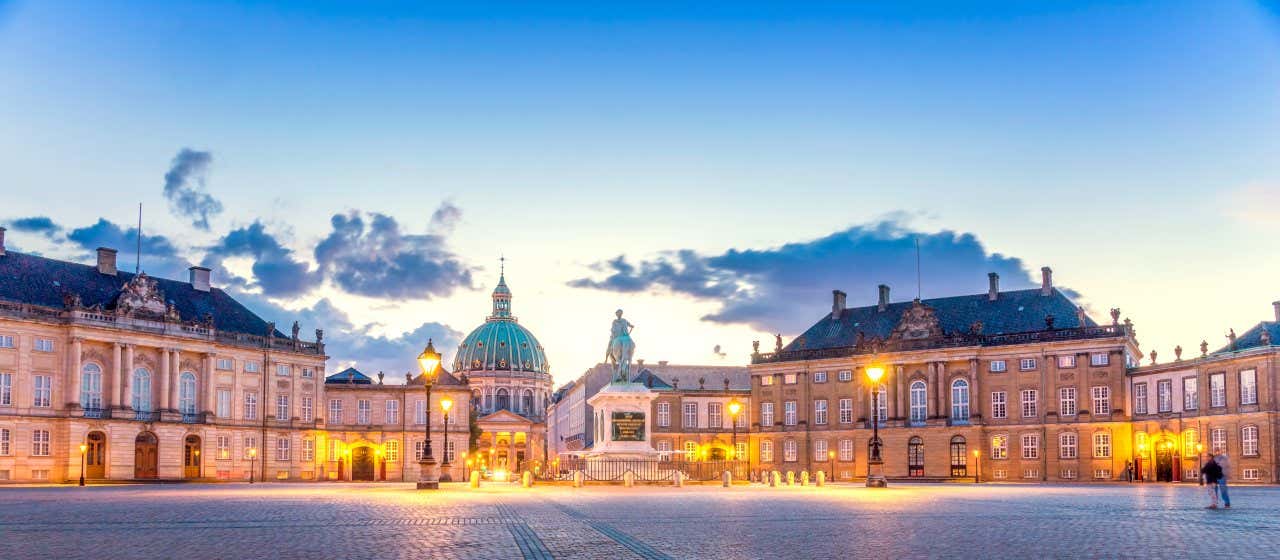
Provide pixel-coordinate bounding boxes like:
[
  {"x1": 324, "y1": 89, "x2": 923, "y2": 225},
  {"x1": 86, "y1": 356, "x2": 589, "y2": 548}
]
[
  {"x1": 890, "y1": 299, "x2": 943, "y2": 341},
  {"x1": 478, "y1": 409, "x2": 535, "y2": 425}
]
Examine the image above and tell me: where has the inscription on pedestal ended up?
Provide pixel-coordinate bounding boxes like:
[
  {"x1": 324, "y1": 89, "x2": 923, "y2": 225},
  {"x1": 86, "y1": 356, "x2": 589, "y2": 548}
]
[{"x1": 612, "y1": 411, "x2": 646, "y2": 441}]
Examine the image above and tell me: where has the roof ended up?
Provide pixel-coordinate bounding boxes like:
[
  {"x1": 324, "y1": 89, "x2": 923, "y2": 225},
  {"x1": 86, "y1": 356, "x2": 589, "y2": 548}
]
[
  {"x1": 1213, "y1": 322, "x2": 1279, "y2": 355},
  {"x1": 785, "y1": 288, "x2": 1095, "y2": 352},
  {"x1": 0, "y1": 250, "x2": 283, "y2": 337},
  {"x1": 325, "y1": 367, "x2": 373, "y2": 385},
  {"x1": 453, "y1": 272, "x2": 549, "y2": 374}
]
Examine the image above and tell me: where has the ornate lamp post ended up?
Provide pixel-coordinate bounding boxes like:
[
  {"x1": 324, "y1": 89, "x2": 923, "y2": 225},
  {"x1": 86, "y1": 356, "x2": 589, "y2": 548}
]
[
  {"x1": 865, "y1": 366, "x2": 887, "y2": 488},
  {"x1": 727, "y1": 400, "x2": 742, "y2": 460},
  {"x1": 78, "y1": 443, "x2": 87, "y2": 487},
  {"x1": 248, "y1": 448, "x2": 257, "y2": 484},
  {"x1": 416, "y1": 339, "x2": 442, "y2": 490},
  {"x1": 440, "y1": 397, "x2": 454, "y2": 482}
]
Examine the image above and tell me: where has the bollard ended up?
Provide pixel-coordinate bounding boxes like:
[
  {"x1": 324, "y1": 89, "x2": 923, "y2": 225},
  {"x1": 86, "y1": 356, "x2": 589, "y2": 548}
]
[
  {"x1": 786, "y1": 471, "x2": 795, "y2": 486},
  {"x1": 816, "y1": 470, "x2": 826, "y2": 487},
  {"x1": 522, "y1": 470, "x2": 532, "y2": 488},
  {"x1": 624, "y1": 471, "x2": 635, "y2": 487},
  {"x1": 801, "y1": 471, "x2": 809, "y2": 486},
  {"x1": 674, "y1": 470, "x2": 684, "y2": 487},
  {"x1": 573, "y1": 470, "x2": 584, "y2": 488},
  {"x1": 469, "y1": 470, "x2": 481, "y2": 488},
  {"x1": 722, "y1": 470, "x2": 732, "y2": 488},
  {"x1": 771, "y1": 470, "x2": 781, "y2": 487}
]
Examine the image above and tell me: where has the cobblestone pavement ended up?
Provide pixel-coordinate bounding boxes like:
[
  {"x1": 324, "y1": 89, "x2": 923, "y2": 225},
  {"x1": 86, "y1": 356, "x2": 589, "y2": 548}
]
[{"x1": 2, "y1": 482, "x2": 1278, "y2": 559}]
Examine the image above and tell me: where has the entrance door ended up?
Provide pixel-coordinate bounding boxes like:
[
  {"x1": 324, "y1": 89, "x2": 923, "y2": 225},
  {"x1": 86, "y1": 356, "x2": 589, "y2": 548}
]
[
  {"x1": 134, "y1": 432, "x2": 158, "y2": 479},
  {"x1": 351, "y1": 446, "x2": 375, "y2": 481},
  {"x1": 709, "y1": 447, "x2": 727, "y2": 461},
  {"x1": 949, "y1": 436, "x2": 968, "y2": 478},
  {"x1": 86, "y1": 431, "x2": 107, "y2": 479},
  {"x1": 183, "y1": 435, "x2": 202, "y2": 479},
  {"x1": 908, "y1": 437, "x2": 925, "y2": 477},
  {"x1": 1155, "y1": 443, "x2": 1174, "y2": 482}
]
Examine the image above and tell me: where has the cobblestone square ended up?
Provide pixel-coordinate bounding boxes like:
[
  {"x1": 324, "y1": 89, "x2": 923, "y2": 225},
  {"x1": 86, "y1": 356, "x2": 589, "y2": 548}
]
[{"x1": 3, "y1": 482, "x2": 1278, "y2": 559}]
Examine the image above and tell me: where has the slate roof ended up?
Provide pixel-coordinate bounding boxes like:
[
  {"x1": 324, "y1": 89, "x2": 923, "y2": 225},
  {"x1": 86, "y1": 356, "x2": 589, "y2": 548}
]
[
  {"x1": 0, "y1": 250, "x2": 283, "y2": 337},
  {"x1": 786, "y1": 288, "x2": 1096, "y2": 352},
  {"x1": 1213, "y1": 322, "x2": 1279, "y2": 355},
  {"x1": 325, "y1": 367, "x2": 373, "y2": 385}
]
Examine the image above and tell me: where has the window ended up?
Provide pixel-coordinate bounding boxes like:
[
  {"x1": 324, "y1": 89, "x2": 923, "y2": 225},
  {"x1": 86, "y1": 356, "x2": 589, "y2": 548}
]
[
  {"x1": 760, "y1": 440, "x2": 774, "y2": 462},
  {"x1": 1210, "y1": 427, "x2": 1227, "y2": 454},
  {"x1": 244, "y1": 361, "x2": 260, "y2": 373},
  {"x1": 991, "y1": 434, "x2": 1008, "y2": 460},
  {"x1": 684, "y1": 441, "x2": 697, "y2": 460},
  {"x1": 813, "y1": 439, "x2": 828, "y2": 462},
  {"x1": 179, "y1": 373, "x2": 197, "y2": 415},
  {"x1": 31, "y1": 375, "x2": 51, "y2": 408},
  {"x1": 1059, "y1": 387, "x2": 1077, "y2": 417},
  {"x1": 357, "y1": 400, "x2": 371, "y2": 424},
  {"x1": 0, "y1": 373, "x2": 10, "y2": 406},
  {"x1": 736, "y1": 406, "x2": 748, "y2": 428},
  {"x1": 301, "y1": 368, "x2": 315, "y2": 379},
  {"x1": 994, "y1": 469, "x2": 1007, "y2": 480},
  {"x1": 838, "y1": 370, "x2": 853, "y2": 382},
  {"x1": 1135, "y1": 431, "x2": 1148, "y2": 452},
  {"x1": 760, "y1": 376, "x2": 774, "y2": 387},
  {"x1": 656, "y1": 440, "x2": 672, "y2": 459},
  {"x1": 216, "y1": 358, "x2": 233, "y2": 370},
  {"x1": 1059, "y1": 432, "x2": 1078, "y2": 459},
  {"x1": 813, "y1": 399, "x2": 828, "y2": 425},
  {"x1": 783, "y1": 439, "x2": 797, "y2": 462},
  {"x1": 414, "y1": 400, "x2": 426, "y2": 425},
  {"x1": 951, "y1": 379, "x2": 970, "y2": 422},
  {"x1": 1060, "y1": 468, "x2": 1077, "y2": 480},
  {"x1": 217, "y1": 435, "x2": 230, "y2": 460},
  {"x1": 34, "y1": 338, "x2": 53, "y2": 352},
  {"x1": 1020, "y1": 389, "x2": 1037, "y2": 418},
  {"x1": 838, "y1": 398, "x2": 853, "y2": 424},
  {"x1": 276, "y1": 395, "x2": 290, "y2": 420},
  {"x1": 989, "y1": 360, "x2": 1007, "y2": 373},
  {"x1": 216, "y1": 389, "x2": 231, "y2": 418},
  {"x1": 1092, "y1": 432, "x2": 1111, "y2": 458},
  {"x1": 329, "y1": 399, "x2": 343, "y2": 424},
  {"x1": 708, "y1": 402, "x2": 723, "y2": 428},
  {"x1": 1057, "y1": 355, "x2": 1076, "y2": 369},
  {"x1": 445, "y1": 440, "x2": 456, "y2": 463},
  {"x1": 1242, "y1": 426, "x2": 1259, "y2": 456},
  {"x1": 1090, "y1": 352, "x2": 1109, "y2": 366},
  {"x1": 1133, "y1": 383, "x2": 1148, "y2": 415},
  {"x1": 735, "y1": 442, "x2": 747, "y2": 460},
  {"x1": 301, "y1": 396, "x2": 313, "y2": 423},
  {"x1": 1240, "y1": 369, "x2": 1258, "y2": 405},
  {"x1": 31, "y1": 429, "x2": 50, "y2": 456},
  {"x1": 243, "y1": 392, "x2": 258, "y2": 420},
  {"x1": 873, "y1": 385, "x2": 887, "y2": 423},
  {"x1": 783, "y1": 400, "x2": 797, "y2": 426},
  {"x1": 657, "y1": 403, "x2": 670, "y2": 427},
  {"x1": 495, "y1": 388, "x2": 510, "y2": 411},
  {"x1": 131, "y1": 369, "x2": 151, "y2": 411},
  {"x1": 760, "y1": 402, "x2": 774, "y2": 426},
  {"x1": 413, "y1": 441, "x2": 425, "y2": 461},
  {"x1": 302, "y1": 439, "x2": 315, "y2": 462},
  {"x1": 1019, "y1": 358, "x2": 1037, "y2": 371},
  {"x1": 1242, "y1": 468, "x2": 1261, "y2": 481},
  {"x1": 813, "y1": 371, "x2": 828, "y2": 383},
  {"x1": 1022, "y1": 469, "x2": 1040, "y2": 480},
  {"x1": 81, "y1": 364, "x2": 104, "y2": 409},
  {"x1": 330, "y1": 439, "x2": 342, "y2": 461},
  {"x1": 244, "y1": 436, "x2": 259, "y2": 459},
  {"x1": 276, "y1": 364, "x2": 291, "y2": 377},
  {"x1": 909, "y1": 381, "x2": 927, "y2": 424},
  {"x1": 1093, "y1": 469, "x2": 1112, "y2": 480},
  {"x1": 839, "y1": 438, "x2": 853, "y2": 461},
  {"x1": 0, "y1": 335, "x2": 12, "y2": 348},
  {"x1": 276, "y1": 436, "x2": 291, "y2": 461},
  {"x1": 0, "y1": 428, "x2": 9, "y2": 455},
  {"x1": 1157, "y1": 380, "x2": 1172, "y2": 413},
  {"x1": 385, "y1": 400, "x2": 399, "y2": 425},
  {"x1": 1210, "y1": 373, "x2": 1226, "y2": 407},
  {"x1": 1183, "y1": 377, "x2": 1198, "y2": 411},
  {"x1": 1021, "y1": 434, "x2": 1040, "y2": 459},
  {"x1": 683, "y1": 403, "x2": 698, "y2": 428},
  {"x1": 1091, "y1": 386, "x2": 1110, "y2": 415},
  {"x1": 783, "y1": 373, "x2": 797, "y2": 385},
  {"x1": 1183, "y1": 429, "x2": 1199, "y2": 453},
  {"x1": 991, "y1": 391, "x2": 1007, "y2": 419}
]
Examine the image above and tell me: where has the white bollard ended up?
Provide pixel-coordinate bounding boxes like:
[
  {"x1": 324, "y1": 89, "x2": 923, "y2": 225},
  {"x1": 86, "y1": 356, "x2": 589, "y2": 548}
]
[
  {"x1": 674, "y1": 470, "x2": 684, "y2": 487},
  {"x1": 573, "y1": 470, "x2": 584, "y2": 488},
  {"x1": 624, "y1": 471, "x2": 635, "y2": 487},
  {"x1": 522, "y1": 470, "x2": 532, "y2": 488},
  {"x1": 771, "y1": 470, "x2": 781, "y2": 487},
  {"x1": 816, "y1": 470, "x2": 826, "y2": 487},
  {"x1": 801, "y1": 471, "x2": 809, "y2": 486},
  {"x1": 722, "y1": 470, "x2": 732, "y2": 488},
  {"x1": 787, "y1": 471, "x2": 795, "y2": 486},
  {"x1": 469, "y1": 470, "x2": 481, "y2": 488}
]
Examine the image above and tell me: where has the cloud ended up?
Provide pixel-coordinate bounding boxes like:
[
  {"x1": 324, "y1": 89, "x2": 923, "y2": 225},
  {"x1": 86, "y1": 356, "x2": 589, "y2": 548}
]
[
  {"x1": 162, "y1": 148, "x2": 222, "y2": 230},
  {"x1": 429, "y1": 200, "x2": 462, "y2": 234},
  {"x1": 5, "y1": 216, "x2": 61, "y2": 237},
  {"x1": 204, "y1": 221, "x2": 321, "y2": 298},
  {"x1": 570, "y1": 219, "x2": 1039, "y2": 333},
  {"x1": 66, "y1": 218, "x2": 191, "y2": 278},
  {"x1": 314, "y1": 207, "x2": 474, "y2": 299}
]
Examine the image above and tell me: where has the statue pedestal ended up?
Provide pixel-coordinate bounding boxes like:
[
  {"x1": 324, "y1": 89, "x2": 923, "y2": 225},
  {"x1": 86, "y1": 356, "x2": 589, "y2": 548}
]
[{"x1": 585, "y1": 382, "x2": 659, "y2": 458}]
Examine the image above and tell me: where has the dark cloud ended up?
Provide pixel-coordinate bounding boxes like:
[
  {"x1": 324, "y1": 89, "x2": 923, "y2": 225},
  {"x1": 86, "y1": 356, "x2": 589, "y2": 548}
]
[
  {"x1": 314, "y1": 208, "x2": 473, "y2": 299},
  {"x1": 6, "y1": 216, "x2": 61, "y2": 236},
  {"x1": 162, "y1": 148, "x2": 222, "y2": 230},
  {"x1": 204, "y1": 222, "x2": 321, "y2": 298},
  {"x1": 66, "y1": 218, "x2": 191, "y2": 279},
  {"x1": 570, "y1": 219, "x2": 1040, "y2": 333}
]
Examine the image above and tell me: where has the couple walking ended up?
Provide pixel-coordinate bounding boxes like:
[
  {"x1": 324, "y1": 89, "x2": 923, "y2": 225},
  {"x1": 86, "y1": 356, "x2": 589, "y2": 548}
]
[{"x1": 1200, "y1": 453, "x2": 1232, "y2": 509}]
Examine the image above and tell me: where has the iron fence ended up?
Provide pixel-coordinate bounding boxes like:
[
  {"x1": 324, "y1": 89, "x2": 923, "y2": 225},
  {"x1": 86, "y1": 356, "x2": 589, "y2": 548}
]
[{"x1": 537, "y1": 457, "x2": 749, "y2": 482}]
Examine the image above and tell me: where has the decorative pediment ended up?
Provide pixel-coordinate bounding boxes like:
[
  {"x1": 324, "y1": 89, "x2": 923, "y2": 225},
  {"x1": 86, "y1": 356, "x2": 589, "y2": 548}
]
[
  {"x1": 114, "y1": 273, "x2": 172, "y2": 318},
  {"x1": 478, "y1": 409, "x2": 535, "y2": 426},
  {"x1": 890, "y1": 299, "x2": 943, "y2": 341}
]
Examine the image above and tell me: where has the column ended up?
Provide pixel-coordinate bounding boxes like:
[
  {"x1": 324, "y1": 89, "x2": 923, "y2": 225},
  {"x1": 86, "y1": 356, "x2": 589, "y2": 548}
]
[
  {"x1": 123, "y1": 344, "x2": 134, "y2": 409},
  {"x1": 937, "y1": 362, "x2": 948, "y2": 421},
  {"x1": 969, "y1": 358, "x2": 981, "y2": 422},
  {"x1": 171, "y1": 349, "x2": 182, "y2": 412},
  {"x1": 159, "y1": 348, "x2": 171, "y2": 411},
  {"x1": 70, "y1": 338, "x2": 83, "y2": 408},
  {"x1": 926, "y1": 363, "x2": 938, "y2": 419},
  {"x1": 112, "y1": 343, "x2": 123, "y2": 408},
  {"x1": 893, "y1": 365, "x2": 904, "y2": 423},
  {"x1": 203, "y1": 354, "x2": 216, "y2": 415}
]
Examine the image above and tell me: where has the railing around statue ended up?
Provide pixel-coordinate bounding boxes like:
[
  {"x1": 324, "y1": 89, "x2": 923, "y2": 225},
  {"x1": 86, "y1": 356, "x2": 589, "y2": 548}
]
[{"x1": 538, "y1": 457, "x2": 749, "y2": 483}]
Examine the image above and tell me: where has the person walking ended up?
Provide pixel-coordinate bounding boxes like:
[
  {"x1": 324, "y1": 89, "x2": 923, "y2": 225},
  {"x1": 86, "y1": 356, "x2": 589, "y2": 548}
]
[
  {"x1": 1200, "y1": 455, "x2": 1223, "y2": 509},
  {"x1": 1215, "y1": 452, "x2": 1232, "y2": 509}
]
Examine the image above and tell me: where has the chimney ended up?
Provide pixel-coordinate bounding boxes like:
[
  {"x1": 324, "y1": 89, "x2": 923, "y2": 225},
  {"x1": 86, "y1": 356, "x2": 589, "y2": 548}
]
[
  {"x1": 988, "y1": 272, "x2": 999, "y2": 301},
  {"x1": 877, "y1": 284, "x2": 890, "y2": 312},
  {"x1": 189, "y1": 266, "x2": 211, "y2": 292},
  {"x1": 658, "y1": 360, "x2": 668, "y2": 367},
  {"x1": 96, "y1": 247, "x2": 118, "y2": 276},
  {"x1": 1040, "y1": 266, "x2": 1053, "y2": 296},
  {"x1": 1273, "y1": 301, "x2": 1280, "y2": 323},
  {"x1": 832, "y1": 290, "x2": 847, "y2": 319},
  {"x1": 0, "y1": 226, "x2": 6, "y2": 256}
]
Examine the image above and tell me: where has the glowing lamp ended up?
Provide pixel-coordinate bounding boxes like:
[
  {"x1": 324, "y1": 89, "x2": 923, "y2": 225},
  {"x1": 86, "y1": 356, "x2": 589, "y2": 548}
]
[{"x1": 865, "y1": 366, "x2": 886, "y2": 383}]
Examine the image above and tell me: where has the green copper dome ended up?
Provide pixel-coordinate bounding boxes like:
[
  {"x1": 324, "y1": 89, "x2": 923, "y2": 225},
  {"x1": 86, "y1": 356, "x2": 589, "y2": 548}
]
[{"x1": 452, "y1": 273, "x2": 549, "y2": 374}]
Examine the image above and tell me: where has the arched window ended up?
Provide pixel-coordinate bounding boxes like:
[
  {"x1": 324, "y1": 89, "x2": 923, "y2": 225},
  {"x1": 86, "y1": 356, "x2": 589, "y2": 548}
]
[
  {"x1": 909, "y1": 381, "x2": 927, "y2": 425},
  {"x1": 132, "y1": 368, "x2": 152, "y2": 412},
  {"x1": 495, "y1": 388, "x2": 510, "y2": 411},
  {"x1": 908, "y1": 436, "x2": 924, "y2": 477},
  {"x1": 949, "y1": 435, "x2": 968, "y2": 477},
  {"x1": 81, "y1": 363, "x2": 103, "y2": 409},
  {"x1": 178, "y1": 372, "x2": 197, "y2": 414},
  {"x1": 950, "y1": 379, "x2": 970, "y2": 422},
  {"x1": 521, "y1": 389, "x2": 534, "y2": 414},
  {"x1": 471, "y1": 389, "x2": 482, "y2": 409}
]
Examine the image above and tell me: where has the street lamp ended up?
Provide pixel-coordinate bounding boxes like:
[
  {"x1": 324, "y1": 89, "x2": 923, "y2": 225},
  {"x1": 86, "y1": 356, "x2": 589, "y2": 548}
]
[
  {"x1": 416, "y1": 339, "x2": 442, "y2": 490},
  {"x1": 727, "y1": 400, "x2": 742, "y2": 460},
  {"x1": 827, "y1": 449, "x2": 835, "y2": 479},
  {"x1": 973, "y1": 449, "x2": 981, "y2": 483},
  {"x1": 248, "y1": 448, "x2": 257, "y2": 484},
  {"x1": 865, "y1": 366, "x2": 887, "y2": 488},
  {"x1": 441, "y1": 397, "x2": 454, "y2": 482},
  {"x1": 78, "y1": 443, "x2": 87, "y2": 487}
]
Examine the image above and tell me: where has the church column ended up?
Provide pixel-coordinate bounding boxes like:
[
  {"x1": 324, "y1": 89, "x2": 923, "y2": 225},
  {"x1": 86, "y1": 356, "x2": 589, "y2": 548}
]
[
  {"x1": 159, "y1": 348, "x2": 171, "y2": 411},
  {"x1": 122, "y1": 344, "x2": 134, "y2": 409},
  {"x1": 69, "y1": 338, "x2": 83, "y2": 408}
]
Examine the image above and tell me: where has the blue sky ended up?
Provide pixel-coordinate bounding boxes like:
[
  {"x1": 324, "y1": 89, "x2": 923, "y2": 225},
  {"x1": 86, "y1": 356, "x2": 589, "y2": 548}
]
[{"x1": 2, "y1": 1, "x2": 1278, "y2": 382}]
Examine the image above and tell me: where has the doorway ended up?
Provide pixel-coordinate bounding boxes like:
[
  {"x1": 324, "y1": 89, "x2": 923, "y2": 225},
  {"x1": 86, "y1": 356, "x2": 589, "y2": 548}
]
[
  {"x1": 183, "y1": 435, "x2": 202, "y2": 479},
  {"x1": 134, "y1": 432, "x2": 158, "y2": 479},
  {"x1": 351, "y1": 446, "x2": 375, "y2": 481},
  {"x1": 1155, "y1": 442, "x2": 1175, "y2": 482},
  {"x1": 908, "y1": 436, "x2": 925, "y2": 477},
  {"x1": 949, "y1": 436, "x2": 968, "y2": 478},
  {"x1": 86, "y1": 431, "x2": 107, "y2": 479}
]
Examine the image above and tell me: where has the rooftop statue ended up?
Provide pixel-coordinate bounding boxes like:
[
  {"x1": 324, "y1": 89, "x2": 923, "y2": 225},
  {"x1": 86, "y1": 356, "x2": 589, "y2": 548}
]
[{"x1": 605, "y1": 309, "x2": 636, "y2": 383}]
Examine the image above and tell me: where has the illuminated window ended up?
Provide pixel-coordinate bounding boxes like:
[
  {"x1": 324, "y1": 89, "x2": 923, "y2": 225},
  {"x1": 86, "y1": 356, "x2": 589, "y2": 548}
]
[
  {"x1": 1057, "y1": 355, "x2": 1076, "y2": 369},
  {"x1": 783, "y1": 373, "x2": 797, "y2": 385},
  {"x1": 217, "y1": 436, "x2": 230, "y2": 460},
  {"x1": 760, "y1": 440, "x2": 774, "y2": 462},
  {"x1": 735, "y1": 442, "x2": 747, "y2": 460},
  {"x1": 1092, "y1": 432, "x2": 1111, "y2": 458},
  {"x1": 991, "y1": 434, "x2": 1008, "y2": 460},
  {"x1": 684, "y1": 441, "x2": 697, "y2": 460},
  {"x1": 1182, "y1": 429, "x2": 1198, "y2": 453},
  {"x1": 385, "y1": 441, "x2": 400, "y2": 462},
  {"x1": 760, "y1": 376, "x2": 774, "y2": 386}
]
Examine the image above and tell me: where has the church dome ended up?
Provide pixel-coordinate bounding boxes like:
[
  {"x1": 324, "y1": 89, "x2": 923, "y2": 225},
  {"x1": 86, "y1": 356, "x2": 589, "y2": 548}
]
[{"x1": 452, "y1": 272, "x2": 549, "y2": 374}]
